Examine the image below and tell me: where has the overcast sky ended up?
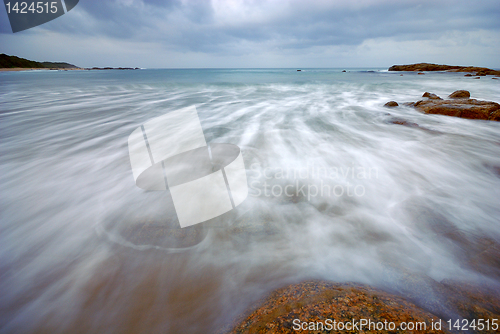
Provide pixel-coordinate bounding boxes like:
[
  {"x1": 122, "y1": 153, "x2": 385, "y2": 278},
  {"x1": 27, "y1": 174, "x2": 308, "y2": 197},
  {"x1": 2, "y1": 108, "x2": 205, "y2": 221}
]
[{"x1": 1, "y1": 0, "x2": 499, "y2": 68}]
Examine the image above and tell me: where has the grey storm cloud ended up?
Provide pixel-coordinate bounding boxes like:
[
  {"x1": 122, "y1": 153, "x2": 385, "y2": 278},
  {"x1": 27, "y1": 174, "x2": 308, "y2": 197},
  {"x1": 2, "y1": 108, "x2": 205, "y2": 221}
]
[
  {"x1": 1, "y1": 0, "x2": 499, "y2": 68},
  {"x1": 3, "y1": 0, "x2": 497, "y2": 54}
]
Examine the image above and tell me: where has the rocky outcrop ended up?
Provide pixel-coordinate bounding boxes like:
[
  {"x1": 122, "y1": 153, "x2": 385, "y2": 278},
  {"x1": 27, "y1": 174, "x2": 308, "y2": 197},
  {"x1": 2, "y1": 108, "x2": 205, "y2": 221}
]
[
  {"x1": 224, "y1": 281, "x2": 448, "y2": 334},
  {"x1": 386, "y1": 90, "x2": 500, "y2": 121},
  {"x1": 388, "y1": 63, "x2": 500, "y2": 76},
  {"x1": 223, "y1": 279, "x2": 500, "y2": 334}
]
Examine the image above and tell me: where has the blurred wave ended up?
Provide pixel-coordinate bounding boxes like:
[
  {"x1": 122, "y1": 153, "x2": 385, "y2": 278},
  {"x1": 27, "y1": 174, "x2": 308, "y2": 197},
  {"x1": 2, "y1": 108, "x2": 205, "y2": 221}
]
[{"x1": 1, "y1": 69, "x2": 500, "y2": 333}]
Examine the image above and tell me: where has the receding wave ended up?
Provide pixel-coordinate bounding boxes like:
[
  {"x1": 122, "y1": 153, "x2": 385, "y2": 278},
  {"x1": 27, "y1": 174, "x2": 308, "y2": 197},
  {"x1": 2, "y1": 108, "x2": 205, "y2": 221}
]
[{"x1": 1, "y1": 69, "x2": 499, "y2": 333}]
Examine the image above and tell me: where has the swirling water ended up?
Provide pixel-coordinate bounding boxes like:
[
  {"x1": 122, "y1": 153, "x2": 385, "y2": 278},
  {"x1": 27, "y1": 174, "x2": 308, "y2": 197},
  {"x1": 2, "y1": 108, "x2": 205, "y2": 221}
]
[{"x1": 1, "y1": 69, "x2": 500, "y2": 333}]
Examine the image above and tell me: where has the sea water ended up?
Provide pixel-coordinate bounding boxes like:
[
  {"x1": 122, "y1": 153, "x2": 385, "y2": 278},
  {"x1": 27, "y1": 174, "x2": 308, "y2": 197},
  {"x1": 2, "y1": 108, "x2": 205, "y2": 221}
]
[{"x1": 1, "y1": 68, "x2": 500, "y2": 333}]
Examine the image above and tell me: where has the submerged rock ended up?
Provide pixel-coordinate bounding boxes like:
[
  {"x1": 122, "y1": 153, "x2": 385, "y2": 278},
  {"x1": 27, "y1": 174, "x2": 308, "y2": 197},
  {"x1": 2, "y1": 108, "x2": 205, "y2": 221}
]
[
  {"x1": 119, "y1": 220, "x2": 207, "y2": 248},
  {"x1": 391, "y1": 118, "x2": 419, "y2": 127}
]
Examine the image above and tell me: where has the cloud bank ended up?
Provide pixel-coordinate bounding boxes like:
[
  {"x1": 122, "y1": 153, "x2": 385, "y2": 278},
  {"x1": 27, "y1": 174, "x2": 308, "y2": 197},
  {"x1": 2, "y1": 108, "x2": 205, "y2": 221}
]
[{"x1": 0, "y1": 0, "x2": 499, "y2": 67}]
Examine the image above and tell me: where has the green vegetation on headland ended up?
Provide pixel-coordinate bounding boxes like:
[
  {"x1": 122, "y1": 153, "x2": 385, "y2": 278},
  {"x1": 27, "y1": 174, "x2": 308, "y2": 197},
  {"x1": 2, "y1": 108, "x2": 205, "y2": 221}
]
[
  {"x1": 0, "y1": 53, "x2": 77, "y2": 69},
  {"x1": 0, "y1": 54, "x2": 139, "y2": 70},
  {"x1": 389, "y1": 63, "x2": 500, "y2": 76}
]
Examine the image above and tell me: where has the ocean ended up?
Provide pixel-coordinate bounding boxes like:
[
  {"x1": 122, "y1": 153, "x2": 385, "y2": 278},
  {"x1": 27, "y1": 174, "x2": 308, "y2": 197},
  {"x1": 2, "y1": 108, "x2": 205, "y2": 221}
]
[{"x1": 1, "y1": 68, "x2": 500, "y2": 333}]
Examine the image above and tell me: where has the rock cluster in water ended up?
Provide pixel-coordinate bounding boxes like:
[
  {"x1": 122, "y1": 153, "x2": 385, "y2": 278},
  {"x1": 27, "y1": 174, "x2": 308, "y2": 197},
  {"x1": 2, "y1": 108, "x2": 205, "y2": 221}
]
[
  {"x1": 386, "y1": 90, "x2": 500, "y2": 121},
  {"x1": 89, "y1": 67, "x2": 140, "y2": 70}
]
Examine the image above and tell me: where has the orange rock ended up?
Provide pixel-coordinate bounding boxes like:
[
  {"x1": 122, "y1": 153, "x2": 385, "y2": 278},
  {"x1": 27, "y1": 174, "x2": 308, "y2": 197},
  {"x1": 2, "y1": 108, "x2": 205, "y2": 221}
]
[
  {"x1": 223, "y1": 281, "x2": 449, "y2": 334},
  {"x1": 448, "y1": 90, "x2": 470, "y2": 98},
  {"x1": 417, "y1": 100, "x2": 498, "y2": 120},
  {"x1": 405, "y1": 91, "x2": 499, "y2": 121},
  {"x1": 490, "y1": 110, "x2": 500, "y2": 121},
  {"x1": 423, "y1": 92, "x2": 442, "y2": 100},
  {"x1": 384, "y1": 101, "x2": 399, "y2": 107}
]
